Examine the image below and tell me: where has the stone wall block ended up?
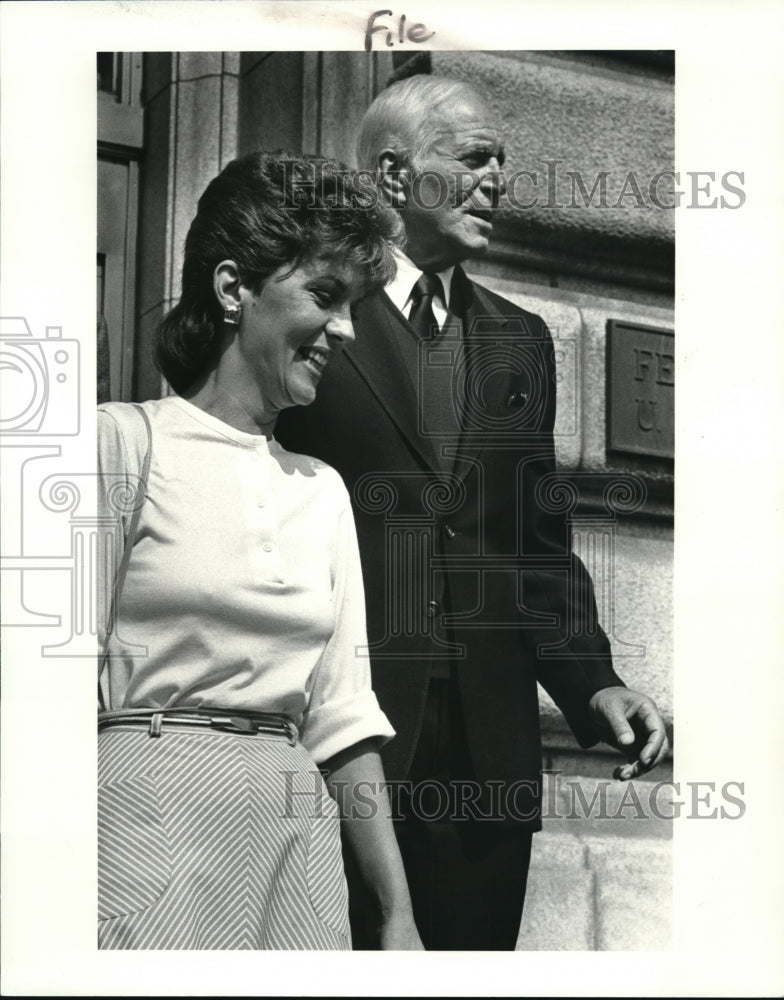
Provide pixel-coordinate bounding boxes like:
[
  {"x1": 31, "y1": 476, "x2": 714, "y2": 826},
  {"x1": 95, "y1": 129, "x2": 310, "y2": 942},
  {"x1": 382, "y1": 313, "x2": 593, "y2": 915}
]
[
  {"x1": 586, "y1": 836, "x2": 672, "y2": 950},
  {"x1": 544, "y1": 749, "x2": 673, "y2": 785},
  {"x1": 170, "y1": 75, "x2": 225, "y2": 280},
  {"x1": 432, "y1": 51, "x2": 674, "y2": 262},
  {"x1": 136, "y1": 84, "x2": 174, "y2": 320},
  {"x1": 517, "y1": 835, "x2": 594, "y2": 950},
  {"x1": 134, "y1": 305, "x2": 168, "y2": 403},
  {"x1": 537, "y1": 528, "x2": 672, "y2": 730},
  {"x1": 219, "y1": 69, "x2": 239, "y2": 168},
  {"x1": 239, "y1": 52, "x2": 305, "y2": 155},
  {"x1": 316, "y1": 53, "x2": 375, "y2": 163},
  {"x1": 142, "y1": 52, "x2": 174, "y2": 105},
  {"x1": 177, "y1": 51, "x2": 224, "y2": 82},
  {"x1": 609, "y1": 533, "x2": 673, "y2": 716},
  {"x1": 548, "y1": 776, "x2": 675, "y2": 841},
  {"x1": 136, "y1": 54, "x2": 241, "y2": 399}
]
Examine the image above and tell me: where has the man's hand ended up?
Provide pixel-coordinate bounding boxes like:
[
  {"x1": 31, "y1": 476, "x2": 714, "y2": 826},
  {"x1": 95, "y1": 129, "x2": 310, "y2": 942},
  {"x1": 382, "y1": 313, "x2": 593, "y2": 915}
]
[{"x1": 588, "y1": 686, "x2": 669, "y2": 781}]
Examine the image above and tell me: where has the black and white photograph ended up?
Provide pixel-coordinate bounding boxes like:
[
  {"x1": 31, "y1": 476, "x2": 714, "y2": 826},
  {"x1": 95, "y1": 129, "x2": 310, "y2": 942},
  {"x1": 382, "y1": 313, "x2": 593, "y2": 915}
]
[
  {"x1": 96, "y1": 47, "x2": 674, "y2": 954},
  {"x1": 1, "y1": 1, "x2": 783, "y2": 995}
]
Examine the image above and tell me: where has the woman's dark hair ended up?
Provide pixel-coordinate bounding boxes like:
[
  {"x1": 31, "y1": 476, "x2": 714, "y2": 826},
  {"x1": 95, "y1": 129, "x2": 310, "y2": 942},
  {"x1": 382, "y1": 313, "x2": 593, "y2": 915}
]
[{"x1": 156, "y1": 151, "x2": 403, "y2": 393}]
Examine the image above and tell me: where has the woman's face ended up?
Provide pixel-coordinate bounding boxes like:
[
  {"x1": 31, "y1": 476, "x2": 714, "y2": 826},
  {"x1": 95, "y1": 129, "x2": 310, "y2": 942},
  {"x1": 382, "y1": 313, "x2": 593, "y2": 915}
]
[{"x1": 237, "y1": 256, "x2": 363, "y2": 418}]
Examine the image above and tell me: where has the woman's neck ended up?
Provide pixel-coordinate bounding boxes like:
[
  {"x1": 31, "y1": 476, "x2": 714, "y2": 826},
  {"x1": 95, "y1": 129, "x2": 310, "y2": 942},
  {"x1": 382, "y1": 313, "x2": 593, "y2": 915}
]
[{"x1": 182, "y1": 373, "x2": 277, "y2": 438}]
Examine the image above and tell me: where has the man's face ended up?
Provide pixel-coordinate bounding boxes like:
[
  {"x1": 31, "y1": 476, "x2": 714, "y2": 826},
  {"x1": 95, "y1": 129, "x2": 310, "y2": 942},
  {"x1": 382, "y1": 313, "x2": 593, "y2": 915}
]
[{"x1": 401, "y1": 93, "x2": 506, "y2": 272}]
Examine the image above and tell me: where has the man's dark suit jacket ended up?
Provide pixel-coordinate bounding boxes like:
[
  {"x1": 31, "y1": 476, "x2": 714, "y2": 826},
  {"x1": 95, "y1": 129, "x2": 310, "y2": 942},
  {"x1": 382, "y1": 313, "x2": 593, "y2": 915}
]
[{"x1": 276, "y1": 266, "x2": 624, "y2": 828}]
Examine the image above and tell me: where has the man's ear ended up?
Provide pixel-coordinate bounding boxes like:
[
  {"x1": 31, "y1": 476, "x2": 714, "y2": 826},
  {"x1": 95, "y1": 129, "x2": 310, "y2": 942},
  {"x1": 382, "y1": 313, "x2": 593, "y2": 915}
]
[
  {"x1": 213, "y1": 260, "x2": 242, "y2": 313},
  {"x1": 377, "y1": 149, "x2": 409, "y2": 209}
]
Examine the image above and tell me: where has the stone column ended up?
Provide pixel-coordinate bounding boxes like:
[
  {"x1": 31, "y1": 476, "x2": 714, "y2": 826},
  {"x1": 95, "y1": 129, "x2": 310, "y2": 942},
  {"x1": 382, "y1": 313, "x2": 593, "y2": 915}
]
[
  {"x1": 134, "y1": 53, "x2": 240, "y2": 400},
  {"x1": 238, "y1": 51, "x2": 392, "y2": 164}
]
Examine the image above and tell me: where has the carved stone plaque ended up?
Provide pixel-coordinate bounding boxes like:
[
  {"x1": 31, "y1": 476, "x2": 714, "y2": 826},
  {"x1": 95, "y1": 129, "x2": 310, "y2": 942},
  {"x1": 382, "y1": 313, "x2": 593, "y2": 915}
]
[{"x1": 606, "y1": 320, "x2": 674, "y2": 460}]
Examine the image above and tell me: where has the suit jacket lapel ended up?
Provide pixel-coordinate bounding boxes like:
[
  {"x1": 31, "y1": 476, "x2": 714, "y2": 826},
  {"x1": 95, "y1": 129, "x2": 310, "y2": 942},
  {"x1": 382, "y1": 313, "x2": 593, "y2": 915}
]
[
  {"x1": 450, "y1": 268, "x2": 544, "y2": 482},
  {"x1": 345, "y1": 270, "x2": 542, "y2": 482},
  {"x1": 450, "y1": 268, "x2": 497, "y2": 482},
  {"x1": 345, "y1": 291, "x2": 441, "y2": 472}
]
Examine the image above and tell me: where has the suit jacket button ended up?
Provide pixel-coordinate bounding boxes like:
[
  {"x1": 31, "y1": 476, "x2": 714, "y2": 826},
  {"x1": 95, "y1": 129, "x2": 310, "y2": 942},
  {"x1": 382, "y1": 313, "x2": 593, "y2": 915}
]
[
  {"x1": 507, "y1": 391, "x2": 529, "y2": 407},
  {"x1": 426, "y1": 600, "x2": 440, "y2": 619}
]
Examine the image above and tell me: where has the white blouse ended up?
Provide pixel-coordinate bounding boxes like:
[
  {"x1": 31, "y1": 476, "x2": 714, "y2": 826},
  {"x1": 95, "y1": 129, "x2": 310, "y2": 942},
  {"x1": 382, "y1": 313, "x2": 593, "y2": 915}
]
[{"x1": 97, "y1": 395, "x2": 394, "y2": 765}]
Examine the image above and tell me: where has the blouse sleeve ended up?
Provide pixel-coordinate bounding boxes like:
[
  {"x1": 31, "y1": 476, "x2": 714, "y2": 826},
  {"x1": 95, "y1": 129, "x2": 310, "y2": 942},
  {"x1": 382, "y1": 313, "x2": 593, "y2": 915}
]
[{"x1": 298, "y1": 484, "x2": 395, "y2": 765}]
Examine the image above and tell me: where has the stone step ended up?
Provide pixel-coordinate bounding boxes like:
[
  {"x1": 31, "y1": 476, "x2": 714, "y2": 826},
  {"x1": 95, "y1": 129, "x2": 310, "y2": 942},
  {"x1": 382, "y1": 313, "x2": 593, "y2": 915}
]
[{"x1": 517, "y1": 822, "x2": 672, "y2": 950}]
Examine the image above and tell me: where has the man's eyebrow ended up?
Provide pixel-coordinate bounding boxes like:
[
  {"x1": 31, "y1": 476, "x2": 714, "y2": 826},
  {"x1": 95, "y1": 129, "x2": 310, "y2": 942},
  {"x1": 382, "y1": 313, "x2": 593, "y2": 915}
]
[{"x1": 455, "y1": 135, "x2": 504, "y2": 153}]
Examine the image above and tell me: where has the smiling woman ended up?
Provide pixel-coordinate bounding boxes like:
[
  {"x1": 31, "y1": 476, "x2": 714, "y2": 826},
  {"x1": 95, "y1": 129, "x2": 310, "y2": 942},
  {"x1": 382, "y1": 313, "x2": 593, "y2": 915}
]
[
  {"x1": 155, "y1": 153, "x2": 399, "y2": 403},
  {"x1": 96, "y1": 152, "x2": 421, "y2": 951},
  {"x1": 209, "y1": 255, "x2": 361, "y2": 424}
]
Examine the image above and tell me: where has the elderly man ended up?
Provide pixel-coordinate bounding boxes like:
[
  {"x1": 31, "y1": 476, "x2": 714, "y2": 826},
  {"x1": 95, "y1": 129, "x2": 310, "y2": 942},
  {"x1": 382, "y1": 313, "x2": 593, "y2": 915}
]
[{"x1": 275, "y1": 74, "x2": 668, "y2": 950}]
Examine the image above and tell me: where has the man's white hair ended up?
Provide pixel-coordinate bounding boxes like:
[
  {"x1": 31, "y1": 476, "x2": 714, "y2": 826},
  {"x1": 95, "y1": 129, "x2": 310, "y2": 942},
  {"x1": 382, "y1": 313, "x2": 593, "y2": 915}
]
[{"x1": 356, "y1": 75, "x2": 484, "y2": 175}]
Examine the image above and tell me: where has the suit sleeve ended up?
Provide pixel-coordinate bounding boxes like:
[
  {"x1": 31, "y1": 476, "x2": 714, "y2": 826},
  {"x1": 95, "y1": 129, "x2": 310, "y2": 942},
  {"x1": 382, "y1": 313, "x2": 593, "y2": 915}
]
[{"x1": 516, "y1": 313, "x2": 626, "y2": 747}]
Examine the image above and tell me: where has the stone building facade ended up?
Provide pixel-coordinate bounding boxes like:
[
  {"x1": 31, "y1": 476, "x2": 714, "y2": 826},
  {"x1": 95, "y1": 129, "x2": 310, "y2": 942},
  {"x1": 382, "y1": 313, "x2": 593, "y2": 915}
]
[{"x1": 98, "y1": 49, "x2": 674, "y2": 949}]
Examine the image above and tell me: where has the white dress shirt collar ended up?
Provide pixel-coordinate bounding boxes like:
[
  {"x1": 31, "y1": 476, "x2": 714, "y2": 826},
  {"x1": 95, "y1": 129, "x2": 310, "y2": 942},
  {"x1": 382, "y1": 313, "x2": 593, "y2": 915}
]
[{"x1": 386, "y1": 249, "x2": 456, "y2": 326}]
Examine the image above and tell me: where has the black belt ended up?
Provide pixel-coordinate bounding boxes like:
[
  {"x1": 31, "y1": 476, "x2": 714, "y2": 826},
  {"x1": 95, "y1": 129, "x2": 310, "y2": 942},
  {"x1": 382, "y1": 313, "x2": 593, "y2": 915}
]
[{"x1": 98, "y1": 706, "x2": 298, "y2": 744}]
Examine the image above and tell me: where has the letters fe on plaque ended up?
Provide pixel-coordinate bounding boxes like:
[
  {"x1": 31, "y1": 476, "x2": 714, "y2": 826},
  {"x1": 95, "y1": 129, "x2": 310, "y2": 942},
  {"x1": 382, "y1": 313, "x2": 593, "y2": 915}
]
[{"x1": 606, "y1": 320, "x2": 674, "y2": 461}]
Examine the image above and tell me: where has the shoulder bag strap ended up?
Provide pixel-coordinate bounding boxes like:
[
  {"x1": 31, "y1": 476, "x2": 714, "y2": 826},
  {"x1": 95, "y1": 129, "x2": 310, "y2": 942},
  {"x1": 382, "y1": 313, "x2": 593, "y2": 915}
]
[{"x1": 98, "y1": 403, "x2": 152, "y2": 697}]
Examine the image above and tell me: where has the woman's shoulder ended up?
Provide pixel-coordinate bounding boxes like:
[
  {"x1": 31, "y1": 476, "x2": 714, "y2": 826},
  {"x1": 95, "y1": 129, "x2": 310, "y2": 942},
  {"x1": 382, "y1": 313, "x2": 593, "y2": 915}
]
[
  {"x1": 98, "y1": 396, "x2": 173, "y2": 420},
  {"x1": 98, "y1": 399, "x2": 166, "y2": 472},
  {"x1": 98, "y1": 401, "x2": 144, "y2": 447},
  {"x1": 98, "y1": 397, "x2": 179, "y2": 439},
  {"x1": 270, "y1": 440, "x2": 350, "y2": 500}
]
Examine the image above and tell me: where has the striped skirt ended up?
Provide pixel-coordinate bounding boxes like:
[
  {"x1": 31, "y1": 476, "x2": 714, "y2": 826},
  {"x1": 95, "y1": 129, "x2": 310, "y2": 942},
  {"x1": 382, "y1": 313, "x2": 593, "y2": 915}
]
[{"x1": 98, "y1": 725, "x2": 350, "y2": 949}]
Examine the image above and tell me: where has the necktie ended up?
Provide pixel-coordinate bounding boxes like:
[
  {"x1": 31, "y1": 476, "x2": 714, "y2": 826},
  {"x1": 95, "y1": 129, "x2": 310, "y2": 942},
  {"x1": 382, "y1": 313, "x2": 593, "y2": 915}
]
[
  {"x1": 408, "y1": 276, "x2": 457, "y2": 681},
  {"x1": 408, "y1": 273, "x2": 463, "y2": 466},
  {"x1": 408, "y1": 273, "x2": 443, "y2": 341}
]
